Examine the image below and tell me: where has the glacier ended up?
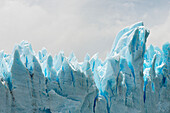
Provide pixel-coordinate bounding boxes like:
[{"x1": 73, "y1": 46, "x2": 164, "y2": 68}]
[{"x1": 0, "y1": 22, "x2": 169, "y2": 113}]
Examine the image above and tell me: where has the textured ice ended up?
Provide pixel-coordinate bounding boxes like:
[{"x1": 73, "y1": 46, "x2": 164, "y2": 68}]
[{"x1": 0, "y1": 22, "x2": 169, "y2": 113}]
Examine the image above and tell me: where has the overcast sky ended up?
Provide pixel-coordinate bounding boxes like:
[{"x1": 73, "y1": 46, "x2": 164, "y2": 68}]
[{"x1": 0, "y1": 0, "x2": 169, "y2": 61}]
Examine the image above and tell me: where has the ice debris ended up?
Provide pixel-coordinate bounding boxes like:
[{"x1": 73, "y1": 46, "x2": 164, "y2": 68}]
[{"x1": 0, "y1": 22, "x2": 169, "y2": 113}]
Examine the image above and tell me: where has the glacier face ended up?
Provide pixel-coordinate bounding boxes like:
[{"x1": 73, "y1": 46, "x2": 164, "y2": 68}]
[{"x1": 0, "y1": 22, "x2": 169, "y2": 113}]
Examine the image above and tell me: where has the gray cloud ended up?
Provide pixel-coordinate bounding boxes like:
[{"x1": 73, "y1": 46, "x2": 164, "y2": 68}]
[
  {"x1": 0, "y1": 0, "x2": 169, "y2": 61},
  {"x1": 148, "y1": 11, "x2": 170, "y2": 48}
]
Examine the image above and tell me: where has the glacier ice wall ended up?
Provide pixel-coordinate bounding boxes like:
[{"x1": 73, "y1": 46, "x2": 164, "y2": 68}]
[{"x1": 0, "y1": 22, "x2": 169, "y2": 113}]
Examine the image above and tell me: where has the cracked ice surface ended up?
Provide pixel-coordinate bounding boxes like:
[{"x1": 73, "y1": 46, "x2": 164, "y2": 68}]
[{"x1": 0, "y1": 22, "x2": 169, "y2": 113}]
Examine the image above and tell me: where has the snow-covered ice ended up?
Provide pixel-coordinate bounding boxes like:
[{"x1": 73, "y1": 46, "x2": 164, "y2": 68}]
[{"x1": 0, "y1": 22, "x2": 169, "y2": 113}]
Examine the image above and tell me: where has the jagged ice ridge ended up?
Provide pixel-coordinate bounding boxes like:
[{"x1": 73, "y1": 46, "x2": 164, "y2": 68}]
[{"x1": 0, "y1": 22, "x2": 169, "y2": 113}]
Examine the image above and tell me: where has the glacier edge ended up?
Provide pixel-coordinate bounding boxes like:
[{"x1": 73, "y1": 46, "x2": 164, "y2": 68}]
[{"x1": 0, "y1": 22, "x2": 169, "y2": 113}]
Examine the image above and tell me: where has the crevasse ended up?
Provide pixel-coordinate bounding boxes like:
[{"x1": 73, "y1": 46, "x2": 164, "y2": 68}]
[{"x1": 0, "y1": 22, "x2": 169, "y2": 113}]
